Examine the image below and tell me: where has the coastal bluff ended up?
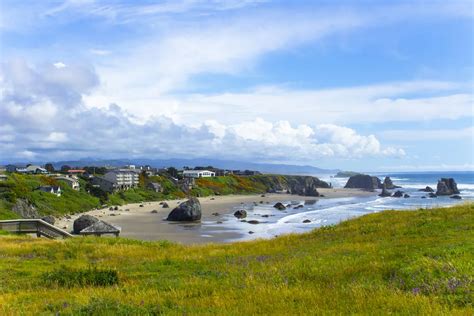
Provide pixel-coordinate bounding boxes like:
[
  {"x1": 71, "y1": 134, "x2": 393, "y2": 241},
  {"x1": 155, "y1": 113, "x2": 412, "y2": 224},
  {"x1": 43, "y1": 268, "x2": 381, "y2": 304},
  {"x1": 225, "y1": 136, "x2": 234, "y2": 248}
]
[{"x1": 253, "y1": 175, "x2": 330, "y2": 197}]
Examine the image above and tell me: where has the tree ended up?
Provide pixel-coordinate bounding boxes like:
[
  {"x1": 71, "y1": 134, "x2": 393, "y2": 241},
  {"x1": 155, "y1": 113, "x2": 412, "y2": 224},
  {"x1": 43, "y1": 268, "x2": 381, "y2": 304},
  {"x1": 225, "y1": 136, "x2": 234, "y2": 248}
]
[
  {"x1": 60, "y1": 165, "x2": 71, "y2": 172},
  {"x1": 139, "y1": 170, "x2": 148, "y2": 188},
  {"x1": 167, "y1": 167, "x2": 178, "y2": 178},
  {"x1": 44, "y1": 163, "x2": 55, "y2": 173}
]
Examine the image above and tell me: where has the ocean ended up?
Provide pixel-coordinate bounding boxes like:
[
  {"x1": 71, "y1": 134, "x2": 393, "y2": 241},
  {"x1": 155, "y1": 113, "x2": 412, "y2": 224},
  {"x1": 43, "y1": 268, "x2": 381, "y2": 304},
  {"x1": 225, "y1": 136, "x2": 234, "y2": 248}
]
[{"x1": 205, "y1": 171, "x2": 474, "y2": 242}]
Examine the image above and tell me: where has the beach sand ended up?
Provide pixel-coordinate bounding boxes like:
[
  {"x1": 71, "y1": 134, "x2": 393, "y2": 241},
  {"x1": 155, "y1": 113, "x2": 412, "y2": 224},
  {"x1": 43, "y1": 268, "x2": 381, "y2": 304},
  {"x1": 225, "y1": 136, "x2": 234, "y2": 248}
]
[{"x1": 55, "y1": 188, "x2": 374, "y2": 244}]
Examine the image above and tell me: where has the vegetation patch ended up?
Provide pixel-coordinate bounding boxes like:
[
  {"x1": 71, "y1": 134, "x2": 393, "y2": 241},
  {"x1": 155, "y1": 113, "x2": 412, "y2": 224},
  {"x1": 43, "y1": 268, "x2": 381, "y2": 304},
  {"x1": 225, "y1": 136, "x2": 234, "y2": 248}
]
[
  {"x1": 42, "y1": 266, "x2": 119, "y2": 287},
  {"x1": 0, "y1": 204, "x2": 472, "y2": 314}
]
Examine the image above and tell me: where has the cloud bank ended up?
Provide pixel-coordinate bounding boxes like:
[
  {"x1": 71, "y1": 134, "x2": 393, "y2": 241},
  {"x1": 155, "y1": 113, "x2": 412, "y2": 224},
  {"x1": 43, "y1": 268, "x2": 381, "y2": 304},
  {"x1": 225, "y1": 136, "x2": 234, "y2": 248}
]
[{"x1": 0, "y1": 60, "x2": 404, "y2": 162}]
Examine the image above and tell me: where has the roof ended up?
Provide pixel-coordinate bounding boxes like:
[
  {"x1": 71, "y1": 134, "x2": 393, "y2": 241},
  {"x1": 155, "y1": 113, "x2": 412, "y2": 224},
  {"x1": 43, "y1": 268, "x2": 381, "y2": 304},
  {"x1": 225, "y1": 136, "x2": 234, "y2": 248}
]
[
  {"x1": 68, "y1": 169, "x2": 85, "y2": 173},
  {"x1": 38, "y1": 186, "x2": 61, "y2": 192},
  {"x1": 79, "y1": 220, "x2": 120, "y2": 234},
  {"x1": 55, "y1": 177, "x2": 78, "y2": 183},
  {"x1": 183, "y1": 170, "x2": 214, "y2": 173}
]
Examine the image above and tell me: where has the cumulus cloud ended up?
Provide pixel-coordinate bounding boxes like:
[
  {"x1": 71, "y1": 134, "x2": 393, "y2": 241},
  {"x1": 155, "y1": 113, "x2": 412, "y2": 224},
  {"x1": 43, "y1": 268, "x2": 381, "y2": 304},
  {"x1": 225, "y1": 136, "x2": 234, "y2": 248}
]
[{"x1": 0, "y1": 59, "x2": 403, "y2": 162}]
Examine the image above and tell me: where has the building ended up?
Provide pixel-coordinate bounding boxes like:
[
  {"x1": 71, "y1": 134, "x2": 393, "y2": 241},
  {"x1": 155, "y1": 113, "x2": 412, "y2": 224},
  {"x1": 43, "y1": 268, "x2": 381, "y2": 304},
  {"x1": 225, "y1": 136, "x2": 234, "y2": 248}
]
[
  {"x1": 92, "y1": 169, "x2": 140, "y2": 192},
  {"x1": 0, "y1": 174, "x2": 8, "y2": 181},
  {"x1": 147, "y1": 182, "x2": 163, "y2": 192},
  {"x1": 25, "y1": 165, "x2": 48, "y2": 174},
  {"x1": 6, "y1": 164, "x2": 27, "y2": 173},
  {"x1": 38, "y1": 186, "x2": 61, "y2": 197},
  {"x1": 182, "y1": 170, "x2": 216, "y2": 178},
  {"x1": 55, "y1": 176, "x2": 80, "y2": 190},
  {"x1": 233, "y1": 170, "x2": 262, "y2": 176},
  {"x1": 67, "y1": 169, "x2": 86, "y2": 175}
]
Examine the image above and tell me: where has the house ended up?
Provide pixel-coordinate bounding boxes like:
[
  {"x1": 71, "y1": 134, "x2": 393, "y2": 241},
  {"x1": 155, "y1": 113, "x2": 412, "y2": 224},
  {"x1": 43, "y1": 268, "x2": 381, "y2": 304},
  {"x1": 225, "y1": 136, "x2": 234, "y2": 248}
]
[
  {"x1": 0, "y1": 174, "x2": 8, "y2": 181},
  {"x1": 55, "y1": 176, "x2": 80, "y2": 190},
  {"x1": 182, "y1": 170, "x2": 216, "y2": 178},
  {"x1": 233, "y1": 170, "x2": 262, "y2": 176},
  {"x1": 38, "y1": 186, "x2": 61, "y2": 197},
  {"x1": 25, "y1": 165, "x2": 48, "y2": 174},
  {"x1": 92, "y1": 169, "x2": 140, "y2": 192},
  {"x1": 6, "y1": 164, "x2": 27, "y2": 173},
  {"x1": 147, "y1": 182, "x2": 163, "y2": 192},
  {"x1": 67, "y1": 169, "x2": 86, "y2": 175}
]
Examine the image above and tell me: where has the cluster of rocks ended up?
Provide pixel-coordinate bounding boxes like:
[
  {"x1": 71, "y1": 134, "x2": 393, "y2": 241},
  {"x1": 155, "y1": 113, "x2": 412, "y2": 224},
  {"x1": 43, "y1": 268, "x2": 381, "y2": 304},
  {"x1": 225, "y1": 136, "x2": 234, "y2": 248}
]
[{"x1": 345, "y1": 175, "x2": 463, "y2": 200}]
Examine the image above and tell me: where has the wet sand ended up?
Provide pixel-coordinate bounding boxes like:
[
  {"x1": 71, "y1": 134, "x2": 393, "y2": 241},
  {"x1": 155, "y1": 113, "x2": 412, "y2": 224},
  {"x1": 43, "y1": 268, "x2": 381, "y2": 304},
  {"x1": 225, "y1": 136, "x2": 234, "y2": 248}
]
[{"x1": 55, "y1": 188, "x2": 374, "y2": 244}]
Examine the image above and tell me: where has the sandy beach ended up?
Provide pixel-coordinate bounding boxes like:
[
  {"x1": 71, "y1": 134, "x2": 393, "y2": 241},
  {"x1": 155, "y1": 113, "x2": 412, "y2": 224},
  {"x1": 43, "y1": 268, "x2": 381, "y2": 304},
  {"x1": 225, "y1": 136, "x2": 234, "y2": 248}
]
[{"x1": 56, "y1": 188, "x2": 374, "y2": 244}]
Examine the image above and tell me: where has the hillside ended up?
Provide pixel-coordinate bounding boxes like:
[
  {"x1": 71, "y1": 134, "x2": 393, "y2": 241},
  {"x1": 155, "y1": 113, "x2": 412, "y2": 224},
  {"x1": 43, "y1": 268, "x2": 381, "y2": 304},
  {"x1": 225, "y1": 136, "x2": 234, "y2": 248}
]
[
  {"x1": 0, "y1": 204, "x2": 472, "y2": 314},
  {"x1": 0, "y1": 174, "x2": 328, "y2": 219}
]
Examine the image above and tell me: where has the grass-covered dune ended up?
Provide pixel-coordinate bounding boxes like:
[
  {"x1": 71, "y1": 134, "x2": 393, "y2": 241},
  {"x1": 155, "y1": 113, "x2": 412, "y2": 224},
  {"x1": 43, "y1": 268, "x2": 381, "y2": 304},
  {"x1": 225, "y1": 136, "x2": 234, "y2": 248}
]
[{"x1": 0, "y1": 204, "x2": 472, "y2": 315}]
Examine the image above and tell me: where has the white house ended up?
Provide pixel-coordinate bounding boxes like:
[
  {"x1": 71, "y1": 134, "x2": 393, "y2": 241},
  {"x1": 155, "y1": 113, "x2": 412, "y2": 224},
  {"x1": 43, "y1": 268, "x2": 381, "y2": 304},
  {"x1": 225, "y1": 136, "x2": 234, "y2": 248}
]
[
  {"x1": 55, "y1": 176, "x2": 80, "y2": 190},
  {"x1": 38, "y1": 186, "x2": 61, "y2": 197},
  {"x1": 182, "y1": 170, "x2": 216, "y2": 178}
]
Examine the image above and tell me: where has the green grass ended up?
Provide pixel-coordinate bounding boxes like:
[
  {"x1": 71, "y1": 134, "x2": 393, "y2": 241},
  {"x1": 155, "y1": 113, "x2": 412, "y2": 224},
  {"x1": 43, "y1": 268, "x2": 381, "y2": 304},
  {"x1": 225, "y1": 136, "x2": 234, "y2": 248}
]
[
  {"x1": 0, "y1": 204, "x2": 472, "y2": 315},
  {"x1": 0, "y1": 173, "x2": 101, "y2": 218}
]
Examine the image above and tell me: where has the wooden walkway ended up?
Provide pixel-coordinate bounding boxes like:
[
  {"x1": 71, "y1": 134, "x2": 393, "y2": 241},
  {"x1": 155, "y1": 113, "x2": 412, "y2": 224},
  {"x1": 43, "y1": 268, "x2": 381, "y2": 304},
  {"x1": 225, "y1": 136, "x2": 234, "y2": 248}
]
[{"x1": 0, "y1": 219, "x2": 73, "y2": 239}]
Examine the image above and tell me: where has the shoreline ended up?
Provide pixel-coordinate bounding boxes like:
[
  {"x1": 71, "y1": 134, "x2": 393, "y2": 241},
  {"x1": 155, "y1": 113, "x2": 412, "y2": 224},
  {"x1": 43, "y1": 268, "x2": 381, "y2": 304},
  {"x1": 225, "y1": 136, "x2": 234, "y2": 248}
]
[{"x1": 55, "y1": 188, "x2": 374, "y2": 244}]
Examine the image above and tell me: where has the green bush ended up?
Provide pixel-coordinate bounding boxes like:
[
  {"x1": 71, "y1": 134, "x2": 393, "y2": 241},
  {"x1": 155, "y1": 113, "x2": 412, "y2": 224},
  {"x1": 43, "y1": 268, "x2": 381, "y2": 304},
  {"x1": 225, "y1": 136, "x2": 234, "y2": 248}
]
[{"x1": 43, "y1": 266, "x2": 119, "y2": 287}]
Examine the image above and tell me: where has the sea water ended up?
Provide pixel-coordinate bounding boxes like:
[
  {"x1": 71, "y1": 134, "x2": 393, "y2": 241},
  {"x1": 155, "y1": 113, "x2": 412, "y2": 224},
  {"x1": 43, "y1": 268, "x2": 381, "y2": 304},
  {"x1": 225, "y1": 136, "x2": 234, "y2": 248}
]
[{"x1": 205, "y1": 171, "x2": 474, "y2": 242}]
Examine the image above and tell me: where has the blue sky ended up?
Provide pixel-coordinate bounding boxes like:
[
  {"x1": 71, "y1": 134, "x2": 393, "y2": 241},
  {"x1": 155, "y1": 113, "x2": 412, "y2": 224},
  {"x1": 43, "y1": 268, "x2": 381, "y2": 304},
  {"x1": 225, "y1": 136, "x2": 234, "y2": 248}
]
[{"x1": 0, "y1": 0, "x2": 473, "y2": 171}]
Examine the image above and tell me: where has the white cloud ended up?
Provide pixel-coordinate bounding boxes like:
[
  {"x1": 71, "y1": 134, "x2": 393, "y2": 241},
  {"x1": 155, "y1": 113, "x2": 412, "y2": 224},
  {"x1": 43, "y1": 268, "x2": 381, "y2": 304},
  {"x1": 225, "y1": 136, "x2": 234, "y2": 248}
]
[
  {"x1": 0, "y1": 59, "x2": 404, "y2": 162},
  {"x1": 53, "y1": 62, "x2": 66, "y2": 69}
]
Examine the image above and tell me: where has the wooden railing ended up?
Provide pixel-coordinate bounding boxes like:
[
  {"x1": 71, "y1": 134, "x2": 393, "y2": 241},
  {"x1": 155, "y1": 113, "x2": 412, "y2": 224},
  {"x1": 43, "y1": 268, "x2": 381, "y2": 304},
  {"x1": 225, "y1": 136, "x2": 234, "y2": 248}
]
[{"x1": 0, "y1": 219, "x2": 73, "y2": 239}]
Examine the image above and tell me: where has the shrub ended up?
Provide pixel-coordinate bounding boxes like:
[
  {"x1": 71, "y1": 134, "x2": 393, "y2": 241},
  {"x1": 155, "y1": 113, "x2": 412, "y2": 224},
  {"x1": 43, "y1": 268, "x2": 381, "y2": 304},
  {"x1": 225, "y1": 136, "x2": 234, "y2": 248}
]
[{"x1": 43, "y1": 266, "x2": 119, "y2": 287}]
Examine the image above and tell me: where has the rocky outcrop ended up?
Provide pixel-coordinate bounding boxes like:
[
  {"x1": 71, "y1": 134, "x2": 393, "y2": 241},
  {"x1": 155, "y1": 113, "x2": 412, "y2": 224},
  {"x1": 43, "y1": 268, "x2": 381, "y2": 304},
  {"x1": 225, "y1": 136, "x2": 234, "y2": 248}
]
[
  {"x1": 379, "y1": 187, "x2": 391, "y2": 197},
  {"x1": 166, "y1": 197, "x2": 202, "y2": 221},
  {"x1": 383, "y1": 177, "x2": 401, "y2": 190},
  {"x1": 428, "y1": 193, "x2": 437, "y2": 198},
  {"x1": 41, "y1": 215, "x2": 55, "y2": 225},
  {"x1": 273, "y1": 202, "x2": 286, "y2": 210},
  {"x1": 436, "y1": 178, "x2": 460, "y2": 196},
  {"x1": 450, "y1": 195, "x2": 462, "y2": 200},
  {"x1": 344, "y1": 174, "x2": 382, "y2": 191},
  {"x1": 259, "y1": 175, "x2": 328, "y2": 196},
  {"x1": 392, "y1": 190, "x2": 404, "y2": 198},
  {"x1": 12, "y1": 199, "x2": 39, "y2": 218},
  {"x1": 234, "y1": 210, "x2": 247, "y2": 219},
  {"x1": 418, "y1": 186, "x2": 434, "y2": 193},
  {"x1": 73, "y1": 215, "x2": 99, "y2": 234}
]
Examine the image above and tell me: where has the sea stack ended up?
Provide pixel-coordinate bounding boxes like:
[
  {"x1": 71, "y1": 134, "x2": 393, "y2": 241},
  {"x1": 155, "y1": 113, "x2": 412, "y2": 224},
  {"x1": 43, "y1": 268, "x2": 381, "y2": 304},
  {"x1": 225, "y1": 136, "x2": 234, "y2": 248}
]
[
  {"x1": 436, "y1": 178, "x2": 460, "y2": 196},
  {"x1": 344, "y1": 174, "x2": 382, "y2": 191}
]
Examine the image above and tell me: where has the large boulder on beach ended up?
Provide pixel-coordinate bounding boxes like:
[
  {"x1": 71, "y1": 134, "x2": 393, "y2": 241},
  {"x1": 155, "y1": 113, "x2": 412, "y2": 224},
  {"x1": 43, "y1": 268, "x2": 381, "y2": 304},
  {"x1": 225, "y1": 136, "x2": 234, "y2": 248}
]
[
  {"x1": 344, "y1": 174, "x2": 382, "y2": 191},
  {"x1": 418, "y1": 186, "x2": 434, "y2": 193},
  {"x1": 234, "y1": 210, "x2": 247, "y2": 219},
  {"x1": 383, "y1": 177, "x2": 401, "y2": 190},
  {"x1": 166, "y1": 197, "x2": 202, "y2": 221},
  {"x1": 436, "y1": 178, "x2": 460, "y2": 196},
  {"x1": 73, "y1": 215, "x2": 99, "y2": 234}
]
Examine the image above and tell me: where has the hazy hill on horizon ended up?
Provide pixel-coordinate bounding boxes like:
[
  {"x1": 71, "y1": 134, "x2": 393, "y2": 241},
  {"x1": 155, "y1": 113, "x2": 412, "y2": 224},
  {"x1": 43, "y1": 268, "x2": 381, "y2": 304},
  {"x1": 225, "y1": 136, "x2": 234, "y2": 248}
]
[{"x1": 6, "y1": 158, "x2": 339, "y2": 175}]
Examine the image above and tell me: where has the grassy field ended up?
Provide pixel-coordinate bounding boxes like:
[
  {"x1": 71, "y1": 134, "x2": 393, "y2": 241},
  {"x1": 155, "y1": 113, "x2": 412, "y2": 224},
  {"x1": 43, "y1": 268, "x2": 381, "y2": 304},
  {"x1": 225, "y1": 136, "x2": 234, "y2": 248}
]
[{"x1": 0, "y1": 203, "x2": 472, "y2": 315}]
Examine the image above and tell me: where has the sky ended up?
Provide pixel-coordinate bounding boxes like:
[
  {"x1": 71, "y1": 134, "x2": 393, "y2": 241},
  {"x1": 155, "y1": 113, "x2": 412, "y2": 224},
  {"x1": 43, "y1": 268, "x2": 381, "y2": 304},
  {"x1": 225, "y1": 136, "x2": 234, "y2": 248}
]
[{"x1": 0, "y1": 0, "x2": 473, "y2": 172}]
